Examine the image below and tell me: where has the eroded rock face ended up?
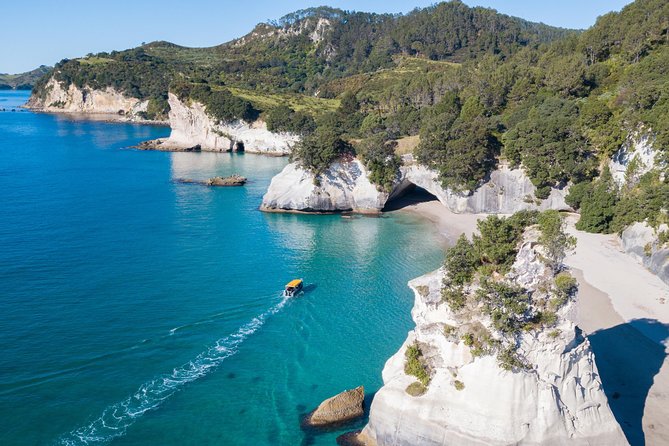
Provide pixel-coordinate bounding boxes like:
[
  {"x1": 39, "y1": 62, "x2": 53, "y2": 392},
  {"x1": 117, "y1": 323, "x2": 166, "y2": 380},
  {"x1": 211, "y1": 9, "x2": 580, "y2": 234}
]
[
  {"x1": 308, "y1": 386, "x2": 365, "y2": 427},
  {"x1": 398, "y1": 164, "x2": 569, "y2": 214},
  {"x1": 26, "y1": 77, "x2": 152, "y2": 121},
  {"x1": 261, "y1": 159, "x2": 570, "y2": 214},
  {"x1": 261, "y1": 159, "x2": 387, "y2": 212},
  {"x1": 621, "y1": 222, "x2": 669, "y2": 286},
  {"x1": 361, "y1": 242, "x2": 627, "y2": 446},
  {"x1": 610, "y1": 131, "x2": 662, "y2": 188},
  {"x1": 149, "y1": 93, "x2": 300, "y2": 155}
]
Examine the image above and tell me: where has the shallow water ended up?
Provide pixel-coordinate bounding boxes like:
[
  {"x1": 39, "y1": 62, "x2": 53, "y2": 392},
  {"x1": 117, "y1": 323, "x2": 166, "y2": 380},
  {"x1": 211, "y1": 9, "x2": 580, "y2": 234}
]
[{"x1": 0, "y1": 90, "x2": 444, "y2": 445}]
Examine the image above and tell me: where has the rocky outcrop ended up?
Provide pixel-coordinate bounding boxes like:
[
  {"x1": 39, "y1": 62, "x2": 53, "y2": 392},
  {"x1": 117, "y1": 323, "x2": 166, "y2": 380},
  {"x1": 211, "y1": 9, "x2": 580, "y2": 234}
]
[
  {"x1": 261, "y1": 159, "x2": 386, "y2": 212},
  {"x1": 621, "y1": 222, "x2": 669, "y2": 286},
  {"x1": 145, "y1": 93, "x2": 299, "y2": 155},
  {"x1": 361, "y1": 240, "x2": 627, "y2": 446},
  {"x1": 610, "y1": 130, "x2": 662, "y2": 188},
  {"x1": 175, "y1": 175, "x2": 247, "y2": 187},
  {"x1": 26, "y1": 77, "x2": 156, "y2": 122},
  {"x1": 261, "y1": 159, "x2": 569, "y2": 214},
  {"x1": 307, "y1": 386, "x2": 365, "y2": 427}
]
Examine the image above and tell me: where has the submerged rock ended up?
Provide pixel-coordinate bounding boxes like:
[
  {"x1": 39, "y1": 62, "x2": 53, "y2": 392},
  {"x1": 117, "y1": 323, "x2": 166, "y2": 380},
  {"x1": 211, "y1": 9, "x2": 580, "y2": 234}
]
[{"x1": 307, "y1": 386, "x2": 365, "y2": 427}]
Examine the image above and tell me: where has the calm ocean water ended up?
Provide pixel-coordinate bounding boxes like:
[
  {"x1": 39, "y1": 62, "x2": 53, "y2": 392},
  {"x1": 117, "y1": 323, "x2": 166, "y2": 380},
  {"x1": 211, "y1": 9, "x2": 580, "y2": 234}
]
[{"x1": 0, "y1": 90, "x2": 444, "y2": 445}]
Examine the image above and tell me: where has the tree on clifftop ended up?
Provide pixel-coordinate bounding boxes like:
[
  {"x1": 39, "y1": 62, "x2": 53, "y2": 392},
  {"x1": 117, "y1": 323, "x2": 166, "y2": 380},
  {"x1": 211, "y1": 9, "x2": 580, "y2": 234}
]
[{"x1": 290, "y1": 125, "x2": 355, "y2": 177}]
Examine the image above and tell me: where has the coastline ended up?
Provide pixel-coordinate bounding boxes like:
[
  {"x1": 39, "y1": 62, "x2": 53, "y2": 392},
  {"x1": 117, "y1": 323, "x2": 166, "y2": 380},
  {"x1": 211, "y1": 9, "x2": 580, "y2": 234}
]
[
  {"x1": 393, "y1": 201, "x2": 669, "y2": 445},
  {"x1": 23, "y1": 108, "x2": 169, "y2": 126}
]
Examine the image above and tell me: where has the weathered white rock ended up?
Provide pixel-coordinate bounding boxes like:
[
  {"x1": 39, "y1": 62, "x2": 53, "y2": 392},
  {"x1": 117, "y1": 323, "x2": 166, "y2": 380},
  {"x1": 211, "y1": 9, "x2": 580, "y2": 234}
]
[
  {"x1": 149, "y1": 93, "x2": 299, "y2": 155},
  {"x1": 621, "y1": 222, "x2": 669, "y2": 286},
  {"x1": 261, "y1": 158, "x2": 570, "y2": 214},
  {"x1": 610, "y1": 131, "x2": 662, "y2": 188},
  {"x1": 362, "y1": 243, "x2": 628, "y2": 446},
  {"x1": 397, "y1": 163, "x2": 569, "y2": 214},
  {"x1": 26, "y1": 77, "x2": 152, "y2": 121},
  {"x1": 261, "y1": 159, "x2": 385, "y2": 212}
]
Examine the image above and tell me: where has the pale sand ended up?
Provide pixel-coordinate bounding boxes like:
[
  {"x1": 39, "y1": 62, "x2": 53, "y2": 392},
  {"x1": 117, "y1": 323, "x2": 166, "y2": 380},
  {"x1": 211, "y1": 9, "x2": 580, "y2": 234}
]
[
  {"x1": 397, "y1": 199, "x2": 484, "y2": 243},
  {"x1": 397, "y1": 202, "x2": 669, "y2": 445}
]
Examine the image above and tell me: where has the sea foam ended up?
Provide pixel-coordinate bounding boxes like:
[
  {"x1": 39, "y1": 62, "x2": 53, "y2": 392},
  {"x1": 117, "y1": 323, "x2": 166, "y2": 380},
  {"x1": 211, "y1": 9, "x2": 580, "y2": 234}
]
[{"x1": 57, "y1": 296, "x2": 290, "y2": 445}]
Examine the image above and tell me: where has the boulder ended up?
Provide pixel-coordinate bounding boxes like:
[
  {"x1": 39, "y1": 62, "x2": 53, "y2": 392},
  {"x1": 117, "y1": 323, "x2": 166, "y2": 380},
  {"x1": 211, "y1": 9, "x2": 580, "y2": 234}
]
[
  {"x1": 206, "y1": 175, "x2": 247, "y2": 187},
  {"x1": 174, "y1": 175, "x2": 247, "y2": 187},
  {"x1": 308, "y1": 386, "x2": 365, "y2": 427}
]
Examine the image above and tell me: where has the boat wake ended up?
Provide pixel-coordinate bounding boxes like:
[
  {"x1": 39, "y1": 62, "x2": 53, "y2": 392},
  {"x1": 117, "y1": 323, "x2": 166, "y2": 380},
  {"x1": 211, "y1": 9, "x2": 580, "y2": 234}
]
[{"x1": 57, "y1": 295, "x2": 290, "y2": 445}]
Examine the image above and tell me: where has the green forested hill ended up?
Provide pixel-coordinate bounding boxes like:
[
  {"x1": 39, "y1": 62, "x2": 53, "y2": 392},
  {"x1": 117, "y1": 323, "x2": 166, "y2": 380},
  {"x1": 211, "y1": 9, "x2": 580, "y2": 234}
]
[
  {"x1": 31, "y1": 1, "x2": 574, "y2": 118},
  {"x1": 30, "y1": 0, "x2": 669, "y2": 235},
  {"x1": 0, "y1": 66, "x2": 51, "y2": 90}
]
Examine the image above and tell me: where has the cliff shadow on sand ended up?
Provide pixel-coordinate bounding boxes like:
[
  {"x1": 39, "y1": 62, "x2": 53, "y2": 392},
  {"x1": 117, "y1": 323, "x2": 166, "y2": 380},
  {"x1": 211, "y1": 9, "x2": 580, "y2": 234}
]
[{"x1": 589, "y1": 318, "x2": 669, "y2": 446}]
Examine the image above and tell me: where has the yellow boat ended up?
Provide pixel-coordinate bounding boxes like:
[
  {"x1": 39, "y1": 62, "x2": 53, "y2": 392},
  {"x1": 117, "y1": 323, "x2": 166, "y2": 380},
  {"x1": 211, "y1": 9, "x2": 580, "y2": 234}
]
[{"x1": 284, "y1": 279, "x2": 303, "y2": 297}]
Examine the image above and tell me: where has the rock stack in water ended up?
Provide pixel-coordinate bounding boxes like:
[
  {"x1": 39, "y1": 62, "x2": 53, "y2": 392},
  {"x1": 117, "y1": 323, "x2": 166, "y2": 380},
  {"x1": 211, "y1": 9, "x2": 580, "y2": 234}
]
[
  {"x1": 307, "y1": 386, "x2": 365, "y2": 427},
  {"x1": 206, "y1": 175, "x2": 247, "y2": 187},
  {"x1": 360, "y1": 225, "x2": 628, "y2": 446}
]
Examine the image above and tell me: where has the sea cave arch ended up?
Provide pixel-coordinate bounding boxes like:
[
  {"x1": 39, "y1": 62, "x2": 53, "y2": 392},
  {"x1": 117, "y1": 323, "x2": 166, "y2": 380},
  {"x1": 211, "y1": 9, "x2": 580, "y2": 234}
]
[{"x1": 382, "y1": 179, "x2": 439, "y2": 212}]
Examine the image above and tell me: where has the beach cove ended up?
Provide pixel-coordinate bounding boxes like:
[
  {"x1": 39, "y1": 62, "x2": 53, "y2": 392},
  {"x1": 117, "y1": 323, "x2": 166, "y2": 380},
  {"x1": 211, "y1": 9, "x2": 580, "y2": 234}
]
[{"x1": 0, "y1": 90, "x2": 446, "y2": 445}]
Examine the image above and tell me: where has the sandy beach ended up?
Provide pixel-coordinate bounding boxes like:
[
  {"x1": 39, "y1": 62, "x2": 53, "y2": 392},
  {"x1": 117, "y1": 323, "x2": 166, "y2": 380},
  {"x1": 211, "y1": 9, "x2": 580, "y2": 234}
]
[{"x1": 397, "y1": 200, "x2": 669, "y2": 446}]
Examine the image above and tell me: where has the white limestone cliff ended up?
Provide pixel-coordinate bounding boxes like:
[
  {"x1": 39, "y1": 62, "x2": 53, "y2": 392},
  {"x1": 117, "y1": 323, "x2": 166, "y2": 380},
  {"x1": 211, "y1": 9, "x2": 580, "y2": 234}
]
[
  {"x1": 621, "y1": 222, "x2": 669, "y2": 286},
  {"x1": 261, "y1": 159, "x2": 386, "y2": 212},
  {"x1": 147, "y1": 93, "x2": 299, "y2": 155},
  {"x1": 26, "y1": 77, "x2": 153, "y2": 122},
  {"x1": 610, "y1": 130, "x2": 663, "y2": 188},
  {"x1": 361, "y1": 240, "x2": 628, "y2": 446},
  {"x1": 261, "y1": 158, "x2": 570, "y2": 214}
]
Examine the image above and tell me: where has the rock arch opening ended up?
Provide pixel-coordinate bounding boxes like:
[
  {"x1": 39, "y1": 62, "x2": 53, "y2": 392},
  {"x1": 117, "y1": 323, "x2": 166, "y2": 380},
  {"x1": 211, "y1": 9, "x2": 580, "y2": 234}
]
[
  {"x1": 234, "y1": 141, "x2": 245, "y2": 152},
  {"x1": 382, "y1": 182, "x2": 438, "y2": 212}
]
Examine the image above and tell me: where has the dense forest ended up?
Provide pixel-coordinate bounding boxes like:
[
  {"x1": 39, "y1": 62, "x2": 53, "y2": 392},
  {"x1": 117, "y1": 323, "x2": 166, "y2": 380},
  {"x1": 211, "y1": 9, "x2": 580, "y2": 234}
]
[{"x1": 31, "y1": 0, "x2": 669, "y2": 236}]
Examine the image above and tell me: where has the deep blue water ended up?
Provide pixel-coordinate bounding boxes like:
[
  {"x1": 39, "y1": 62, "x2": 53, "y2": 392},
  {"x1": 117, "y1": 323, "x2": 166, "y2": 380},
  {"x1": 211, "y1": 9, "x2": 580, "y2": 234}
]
[{"x1": 0, "y1": 90, "x2": 444, "y2": 445}]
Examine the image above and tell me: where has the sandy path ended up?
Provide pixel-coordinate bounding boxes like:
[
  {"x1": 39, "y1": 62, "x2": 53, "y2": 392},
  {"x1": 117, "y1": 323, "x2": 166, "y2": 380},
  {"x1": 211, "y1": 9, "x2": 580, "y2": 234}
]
[{"x1": 396, "y1": 202, "x2": 669, "y2": 446}]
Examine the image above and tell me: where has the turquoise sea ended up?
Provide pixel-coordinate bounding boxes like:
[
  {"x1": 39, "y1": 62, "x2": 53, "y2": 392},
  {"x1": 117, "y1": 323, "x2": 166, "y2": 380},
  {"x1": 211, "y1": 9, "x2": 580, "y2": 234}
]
[{"x1": 0, "y1": 90, "x2": 444, "y2": 445}]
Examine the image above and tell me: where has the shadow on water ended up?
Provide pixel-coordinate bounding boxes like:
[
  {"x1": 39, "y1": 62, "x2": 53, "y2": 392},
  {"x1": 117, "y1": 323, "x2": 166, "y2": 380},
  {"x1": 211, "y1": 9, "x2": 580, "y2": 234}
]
[
  {"x1": 589, "y1": 318, "x2": 669, "y2": 446},
  {"x1": 303, "y1": 283, "x2": 318, "y2": 293}
]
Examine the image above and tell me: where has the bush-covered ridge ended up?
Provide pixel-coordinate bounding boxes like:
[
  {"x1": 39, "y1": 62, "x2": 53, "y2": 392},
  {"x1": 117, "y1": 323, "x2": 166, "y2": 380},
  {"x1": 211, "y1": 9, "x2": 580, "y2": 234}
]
[
  {"x1": 441, "y1": 211, "x2": 578, "y2": 372},
  {"x1": 30, "y1": 0, "x2": 668, "y2": 234},
  {"x1": 0, "y1": 66, "x2": 51, "y2": 90},
  {"x1": 33, "y1": 1, "x2": 572, "y2": 114}
]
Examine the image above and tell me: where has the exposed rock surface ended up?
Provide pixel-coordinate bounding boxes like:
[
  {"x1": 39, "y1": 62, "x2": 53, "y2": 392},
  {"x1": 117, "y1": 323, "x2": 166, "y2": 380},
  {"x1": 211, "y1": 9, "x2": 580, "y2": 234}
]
[
  {"x1": 361, "y1": 240, "x2": 627, "y2": 446},
  {"x1": 308, "y1": 386, "x2": 365, "y2": 427},
  {"x1": 261, "y1": 158, "x2": 569, "y2": 214},
  {"x1": 610, "y1": 130, "x2": 662, "y2": 188},
  {"x1": 144, "y1": 93, "x2": 299, "y2": 155},
  {"x1": 261, "y1": 159, "x2": 386, "y2": 212},
  {"x1": 621, "y1": 222, "x2": 669, "y2": 286},
  {"x1": 26, "y1": 77, "x2": 157, "y2": 122},
  {"x1": 175, "y1": 175, "x2": 247, "y2": 187}
]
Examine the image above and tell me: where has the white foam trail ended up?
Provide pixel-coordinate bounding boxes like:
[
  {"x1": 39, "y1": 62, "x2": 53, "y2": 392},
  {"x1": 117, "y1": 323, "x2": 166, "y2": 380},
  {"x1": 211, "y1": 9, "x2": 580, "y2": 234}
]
[{"x1": 57, "y1": 296, "x2": 289, "y2": 445}]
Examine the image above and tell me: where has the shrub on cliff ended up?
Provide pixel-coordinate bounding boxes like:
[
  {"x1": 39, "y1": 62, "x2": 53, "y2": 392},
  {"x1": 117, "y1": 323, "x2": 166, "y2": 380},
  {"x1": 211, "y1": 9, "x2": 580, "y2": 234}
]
[
  {"x1": 538, "y1": 210, "x2": 576, "y2": 273},
  {"x1": 290, "y1": 125, "x2": 355, "y2": 176},
  {"x1": 171, "y1": 82, "x2": 259, "y2": 123},
  {"x1": 357, "y1": 135, "x2": 401, "y2": 192},
  {"x1": 404, "y1": 343, "x2": 430, "y2": 386}
]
